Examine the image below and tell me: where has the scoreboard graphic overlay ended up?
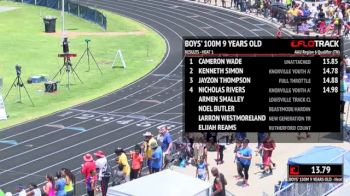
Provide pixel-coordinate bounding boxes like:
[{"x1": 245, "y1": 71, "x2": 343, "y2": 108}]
[
  {"x1": 184, "y1": 38, "x2": 341, "y2": 133},
  {"x1": 288, "y1": 164, "x2": 343, "y2": 183}
]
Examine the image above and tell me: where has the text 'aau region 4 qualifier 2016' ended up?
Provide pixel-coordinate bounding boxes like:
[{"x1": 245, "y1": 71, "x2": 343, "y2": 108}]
[{"x1": 183, "y1": 38, "x2": 341, "y2": 133}]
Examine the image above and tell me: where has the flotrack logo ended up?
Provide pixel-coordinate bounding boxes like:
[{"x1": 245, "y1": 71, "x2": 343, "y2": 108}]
[{"x1": 290, "y1": 40, "x2": 339, "y2": 48}]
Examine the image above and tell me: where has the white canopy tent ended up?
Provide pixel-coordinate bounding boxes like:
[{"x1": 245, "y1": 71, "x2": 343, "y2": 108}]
[
  {"x1": 107, "y1": 169, "x2": 212, "y2": 196},
  {"x1": 328, "y1": 182, "x2": 350, "y2": 196}
]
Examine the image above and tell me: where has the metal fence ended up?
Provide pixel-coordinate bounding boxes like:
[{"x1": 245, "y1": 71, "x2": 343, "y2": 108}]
[{"x1": 11, "y1": 0, "x2": 107, "y2": 30}]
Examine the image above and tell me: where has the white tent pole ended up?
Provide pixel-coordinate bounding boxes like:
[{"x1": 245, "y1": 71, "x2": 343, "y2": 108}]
[{"x1": 62, "y1": 0, "x2": 65, "y2": 37}]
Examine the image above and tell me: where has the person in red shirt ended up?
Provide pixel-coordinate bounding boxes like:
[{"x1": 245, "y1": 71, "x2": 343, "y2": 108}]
[
  {"x1": 81, "y1": 154, "x2": 97, "y2": 195},
  {"x1": 260, "y1": 133, "x2": 276, "y2": 175},
  {"x1": 275, "y1": 26, "x2": 283, "y2": 39},
  {"x1": 128, "y1": 144, "x2": 144, "y2": 180}
]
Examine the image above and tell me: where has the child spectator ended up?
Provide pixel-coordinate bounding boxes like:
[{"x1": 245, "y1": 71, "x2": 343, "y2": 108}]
[
  {"x1": 196, "y1": 156, "x2": 210, "y2": 181},
  {"x1": 129, "y1": 144, "x2": 144, "y2": 180},
  {"x1": 112, "y1": 164, "x2": 126, "y2": 186},
  {"x1": 86, "y1": 170, "x2": 96, "y2": 196},
  {"x1": 43, "y1": 174, "x2": 55, "y2": 196},
  {"x1": 55, "y1": 171, "x2": 66, "y2": 196}
]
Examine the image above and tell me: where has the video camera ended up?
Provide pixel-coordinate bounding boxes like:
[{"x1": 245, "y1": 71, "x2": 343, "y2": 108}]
[
  {"x1": 15, "y1": 64, "x2": 21, "y2": 76},
  {"x1": 62, "y1": 37, "x2": 69, "y2": 53}
]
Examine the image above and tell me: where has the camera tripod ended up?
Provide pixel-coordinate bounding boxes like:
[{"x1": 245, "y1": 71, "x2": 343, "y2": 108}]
[
  {"x1": 53, "y1": 54, "x2": 83, "y2": 90},
  {"x1": 74, "y1": 39, "x2": 102, "y2": 74},
  {"x1": 4, "y1": 74, "x2": 34, "y2": 106}
]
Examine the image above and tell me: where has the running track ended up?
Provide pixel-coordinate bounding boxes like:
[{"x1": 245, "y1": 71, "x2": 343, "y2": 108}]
[{"x1": 0, "y1": 0, "x2": 349, "y2": 194}]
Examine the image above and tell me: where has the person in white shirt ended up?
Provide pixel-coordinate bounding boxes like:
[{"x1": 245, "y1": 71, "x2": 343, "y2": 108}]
[
  {"x1": 27, "y1": 183, "x2": 41, "y2": 196},
  {"x1": 94, "y1": 150, "x2": 110, "y2": 196},
  {"x1": 309, "y1": 3, "x2": 318, "y2": 19},
  {"x1": 16, "y1": 185, "x2": 26, "y2": 196}
]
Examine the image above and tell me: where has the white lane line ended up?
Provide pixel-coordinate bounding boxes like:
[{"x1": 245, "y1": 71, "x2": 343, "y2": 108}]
[
  {"x1": 104, "y1": 0, "x2": 227, "y2": 37},
  {"x1": 34, "y1": 128, "x2": 184, "y2": 190},
  {"x1": 0, "y1": 81, "x2": 181, "y2": 153},
  {"x1": 0, "y1": 104, "x2": 182, "y2": 176},
  {"x1": 0, "y1": 3, "x2": 177, "y2": 140},
  {"x1": 177, "y1": 0, "x2": 276, "y2": 36},
  {"x1": 0, "y1": 114, "x2": 183, "y2": 187},
  {"x1": 0, "y1": 91, "x2": 183, "y2": 162}
]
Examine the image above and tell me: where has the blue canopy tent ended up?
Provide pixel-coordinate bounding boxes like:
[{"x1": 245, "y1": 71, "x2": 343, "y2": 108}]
[{"x1": 288, "y1": 146, "x2": 346, "y2": 164}]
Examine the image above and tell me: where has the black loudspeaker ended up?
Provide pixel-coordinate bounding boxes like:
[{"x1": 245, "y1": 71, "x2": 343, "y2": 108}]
[{"x1": 45, "y1": 81, "x2": 57, "y2": 93}]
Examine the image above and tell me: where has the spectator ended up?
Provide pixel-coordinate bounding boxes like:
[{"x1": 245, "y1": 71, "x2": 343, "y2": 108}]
[
  {"x1": 211, "y1": 167, "x2": 227, "y2": 196},
  {"x1": 257, "y1": 132, "x2": 265, "y2": 148},
  {"x1": 237, "y1": 139, "x2": 252, "y2": 187},
  {"x1": 149, "y1": 140, "x2": 163, "y2": 173},
  {"x1": 16, "y1": 185, "x2": 26, "y2": 196},
  {"x1": 55, "y1": 171, "x2": 66, "y2": 196},
  {"x1": 196, "y1": 156, "x2": 210, "y2": 181},
  {"x1": 0, "y1": 189, "x2": 4, "y2": 196},
  {"x1": 222, "y1": 0, "x2": 226, "y2": 8},
  {"x1": 26, "y1": 183, "x2": 41, "y2": 196},
  {"x1": 158, "y1": 126, "x2": 173, "y2": 155},
  {"x1": 4, "y1": 193, "x2": 11, "y2": 196},
  {"x1": 158, "y1": 126, "x2": 173, "y2": 168},
  {"x1": 86, "y1": 170, "x2": 96, "y2": 196},
  {"x1": 334, "y1": 12, "x2": 342, "y2": 36},
  {"x1": 216, "y1": 134, "x2": 226, "y2": 165},
  {"x1": 142, "y1": 132, "x2": 157, "y2": 174},
  {"x1": 94, "y1": 150, "x2": 110, "y2": 196},
  {"x1": 193, "y1": 141, "x2": 206, "y2": 165},
  {"x1": 318, "y1": 9, "x2": 326, "y2": 21},
  {"x1": 112, "y1": 164, "x2": 127, "y2": 186},
  {"x1": 42, "y1": 174, "x2": 55, "y2": 196},
  {"x1": 81, "y1": 154, "x2": 97, "y2": 195},
  {"x1": 61, "y1": 168, "x2": 75, "y2": 196},
  {"x1": 275, "y1": 26, "x2": 283, "y2": 38},
  {"x1": 234, "y1": 139, "x2": 243, "y2": 179},
  {"x1": 303, "y1": 5, "x2": 311, "y2": 17},
  {"x1": 344, "y1": 22, "x2": 350, "y2": 38},
  {"x1": 128, "y1": 144, "x2": 144, "y2": 180},
  {"x1": 114, "y1": 147, "x2": 131, "y2": 181},
  {"x1": 341, "y1": 74, "x2": 348, "y2": 113},
  {"x1": 261, "y1": 133, "x2": 276, "y2": 175}
]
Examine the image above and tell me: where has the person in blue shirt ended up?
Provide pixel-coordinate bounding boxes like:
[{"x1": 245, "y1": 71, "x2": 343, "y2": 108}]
[
  {"x1": 150, "y1": 141, "x2": 163, "y2": 173},
  {"x1": 55, "y1": 171, "x2": 66, "y2": 196},
  {"x1": 159, "y1": 127, "x2": 173, "y2": 154},
  {"x1": 196, "y1": 156, "x2": 209, "y2": 181},
  {"x1": 158, "y1": 127, "x2": 173, "y2": 169},
  {"x1": 236, "y1": 139, "x2": 252, "y2": 187}
]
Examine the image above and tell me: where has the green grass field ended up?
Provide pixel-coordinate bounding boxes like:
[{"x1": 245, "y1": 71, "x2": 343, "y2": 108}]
[{"x1": 0, "y1": 1, "x2": 166, "y2": 129}]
